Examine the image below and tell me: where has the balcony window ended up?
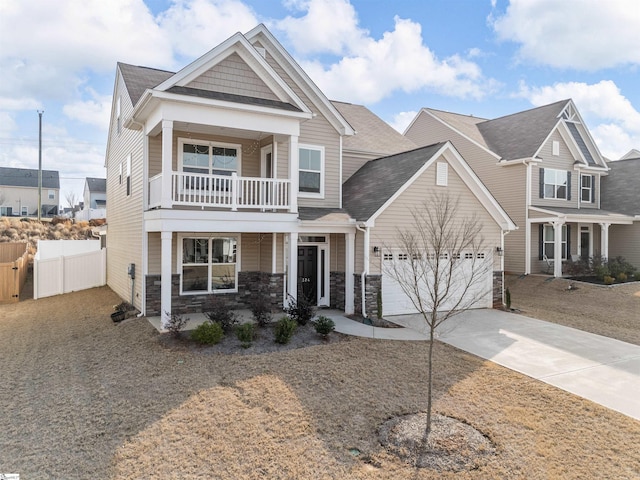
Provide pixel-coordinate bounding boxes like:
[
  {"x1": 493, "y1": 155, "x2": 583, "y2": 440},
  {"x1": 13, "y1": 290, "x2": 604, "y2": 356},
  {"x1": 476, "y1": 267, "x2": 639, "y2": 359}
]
[{"x1": 181, "y1": 140, "x2": 239, "y2": 176}]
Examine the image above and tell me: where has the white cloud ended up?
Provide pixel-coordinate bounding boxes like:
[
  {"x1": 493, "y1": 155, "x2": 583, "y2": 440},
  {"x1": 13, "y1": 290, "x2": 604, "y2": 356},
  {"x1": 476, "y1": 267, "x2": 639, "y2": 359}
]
[
  {"x1": 491, "y1": 0, "x2": 640, "y2": 70},
  {"x1": 0, "y1": 112, "x2": 17, "y2": 135},
  {"x1": 275, "y1": 0, "x2": 366, "y2": 55},
  {"x1": 295, "y1": 15, "x2": 494, "y2": 104},
  {"x1": 518, "y1": 80, "x2": 640, "y2": 158},
  {"x1": 388, "y1": 110, "x2": 418, "y2": 134},
  {"x1": 63, "y1": 90, "x2": 113, "y2": 130},
  {"x1": 157, "y1": 0, "x2": 259, "y2": 59}
]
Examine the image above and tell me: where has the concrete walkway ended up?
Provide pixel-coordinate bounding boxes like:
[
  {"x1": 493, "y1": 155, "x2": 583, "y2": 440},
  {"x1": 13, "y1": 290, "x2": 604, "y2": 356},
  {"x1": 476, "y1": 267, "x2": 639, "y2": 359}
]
[{"x1": 378, "y1": 309, "x2": 640, "y2": 421}]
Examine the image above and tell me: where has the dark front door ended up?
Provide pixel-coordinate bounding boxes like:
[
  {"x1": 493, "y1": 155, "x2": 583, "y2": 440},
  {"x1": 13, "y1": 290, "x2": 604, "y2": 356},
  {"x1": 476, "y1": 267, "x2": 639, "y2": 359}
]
[
  {"x1": 580, "y1": 230, "x2": 590, "y2": 259},
  {"x1": 298, "y1": 246, "x2": 317, "y2": 303}
]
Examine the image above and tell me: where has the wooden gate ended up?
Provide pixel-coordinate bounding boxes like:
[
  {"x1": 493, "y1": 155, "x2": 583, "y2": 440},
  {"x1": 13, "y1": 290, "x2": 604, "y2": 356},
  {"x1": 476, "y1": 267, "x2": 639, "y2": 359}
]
[{"x1": 0, "y1": 242, "x2": 28, "y2": 303}]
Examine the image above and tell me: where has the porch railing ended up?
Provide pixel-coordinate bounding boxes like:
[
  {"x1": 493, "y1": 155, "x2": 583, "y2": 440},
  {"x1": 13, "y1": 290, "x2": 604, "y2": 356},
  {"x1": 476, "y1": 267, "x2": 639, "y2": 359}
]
[{"x1": 149, "y1": 172, "x2": 291, "y2": 211}]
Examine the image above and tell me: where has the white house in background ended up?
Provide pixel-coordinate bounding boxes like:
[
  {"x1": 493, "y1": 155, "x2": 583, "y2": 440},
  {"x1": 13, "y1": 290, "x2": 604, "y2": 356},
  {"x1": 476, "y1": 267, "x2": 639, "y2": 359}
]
[
  {"x1": 0, "y1": 167, "x2": 59, "y2": 217},
  {"x1": 76, "y1": 177, "x2": 107, "y2": 221},
  {"x1": 104, "y1": 24, "x2": 515, "y2": 327}
]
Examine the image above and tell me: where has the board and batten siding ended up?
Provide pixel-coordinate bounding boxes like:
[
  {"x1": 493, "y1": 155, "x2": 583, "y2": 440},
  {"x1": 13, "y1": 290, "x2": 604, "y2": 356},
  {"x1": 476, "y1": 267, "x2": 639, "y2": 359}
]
[
  {"x1": 186, "y1": 52, "x2": 279, "y2": 102},
  {"x1": 369, "y1": 158, "x2": 502, "y2": 276},
  {"x1": 106, "y1": 70, "x2": 145, "y2": 310},
  {"x1": 405, "y1": 112, "x2": 525, "y2": 273}
]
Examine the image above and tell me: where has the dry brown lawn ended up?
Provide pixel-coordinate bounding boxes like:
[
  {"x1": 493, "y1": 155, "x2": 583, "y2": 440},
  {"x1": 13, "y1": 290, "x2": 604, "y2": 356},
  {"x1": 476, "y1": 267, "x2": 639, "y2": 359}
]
[{"x1": 0, "y1": 277, "x2": 638, "y2": 479}]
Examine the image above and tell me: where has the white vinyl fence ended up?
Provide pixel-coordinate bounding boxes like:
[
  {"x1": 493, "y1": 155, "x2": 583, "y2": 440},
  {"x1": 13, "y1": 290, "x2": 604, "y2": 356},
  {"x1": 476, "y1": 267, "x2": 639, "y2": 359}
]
[{"x1": 34, "y1": 240, "x2": 106, "y2": 299}]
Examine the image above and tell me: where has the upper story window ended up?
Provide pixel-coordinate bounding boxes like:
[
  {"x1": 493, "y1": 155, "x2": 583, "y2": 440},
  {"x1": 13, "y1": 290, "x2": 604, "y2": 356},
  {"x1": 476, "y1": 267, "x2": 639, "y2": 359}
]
[
  {"x1": 298, "y1": 144, "x2": 324, "y2": 197},
  {"x1": 581, "y1": 174, "x2": 594, "y2": 203},
  {"x1": 48, "y1": 190, "x2": 55, "y2": 200},
  {"x1": 126, "y1": 154, "x2": 132, "y2": 196},
  {"x1": 540, "y1": 168, "x2": 571, "y2": 200},
  {"x1": 180, "y1": 139, "x2": 240, "y2": 177}
]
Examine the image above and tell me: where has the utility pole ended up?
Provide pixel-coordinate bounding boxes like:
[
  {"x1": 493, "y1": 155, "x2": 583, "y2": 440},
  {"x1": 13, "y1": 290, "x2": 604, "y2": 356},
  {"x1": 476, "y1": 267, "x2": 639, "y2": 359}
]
[{"x1": 37, "y1": 110, "x2": 43, "y2": 221}]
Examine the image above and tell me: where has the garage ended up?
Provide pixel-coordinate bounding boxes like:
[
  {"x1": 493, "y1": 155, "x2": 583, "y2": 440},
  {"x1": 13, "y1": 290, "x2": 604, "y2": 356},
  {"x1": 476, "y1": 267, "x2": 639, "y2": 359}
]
[{"x1": 381, "y1": 250, "x2": 494, "y2": 316}]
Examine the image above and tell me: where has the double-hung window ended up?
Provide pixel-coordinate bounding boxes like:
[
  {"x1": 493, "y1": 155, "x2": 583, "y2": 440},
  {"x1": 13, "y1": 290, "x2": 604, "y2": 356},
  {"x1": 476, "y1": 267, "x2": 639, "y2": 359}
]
[
  {"x1": 581, "y1": 175, "x2": 594, "y2": 203},
  {"x1": 543, "y1": 168, "x2": 569, "y2": 199},
  {"x1": 298, "y1": 145, "x2": 324, "y2": 197},
  {"x1": 542, "y1": 224, "x2": 568, "y2": 260},
  {"x1": 181, "y1": 236, "x2": 238, "y2": 293}
]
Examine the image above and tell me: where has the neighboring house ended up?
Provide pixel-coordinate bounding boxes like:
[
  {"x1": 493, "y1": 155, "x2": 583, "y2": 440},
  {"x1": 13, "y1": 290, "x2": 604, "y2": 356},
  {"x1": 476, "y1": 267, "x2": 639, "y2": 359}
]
[
  {"x1": 0, "y1": 167, "x2": 60, "y2": 217},
  {"x1": 404, "y1": 100, "x2": 635, "y2": 277},
  {"x1": 620, "y1": 149, "x2": 640, "y2": 160},
  {"x1": 601, "y1": 157, "x2": 640, "y2": 269},
  {"x1": 76, "y1": 177, "x2": 107, "y2": 220},
  {"x1": 105, "y1": 24, "x2": 515, "y2": 326}
]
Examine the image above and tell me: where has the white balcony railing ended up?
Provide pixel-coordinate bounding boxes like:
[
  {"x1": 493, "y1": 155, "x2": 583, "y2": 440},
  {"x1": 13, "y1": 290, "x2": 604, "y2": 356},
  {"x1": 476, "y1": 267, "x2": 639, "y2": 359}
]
[{"x1": 149, "y1": 172, "x2": 291, "y2": 211}]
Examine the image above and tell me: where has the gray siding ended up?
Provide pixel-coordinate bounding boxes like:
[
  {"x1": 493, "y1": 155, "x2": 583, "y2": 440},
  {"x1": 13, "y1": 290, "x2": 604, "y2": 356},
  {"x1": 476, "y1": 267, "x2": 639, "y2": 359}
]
[{"x1": 609, "y1": 224, "x2": 640, "y2": 269}]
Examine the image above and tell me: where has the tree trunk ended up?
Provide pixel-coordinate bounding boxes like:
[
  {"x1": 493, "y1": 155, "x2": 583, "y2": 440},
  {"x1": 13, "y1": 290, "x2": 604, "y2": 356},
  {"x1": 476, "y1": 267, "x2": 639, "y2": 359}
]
[{"x1": 425, "y1": 327, "x2": 435, "y2": 440}]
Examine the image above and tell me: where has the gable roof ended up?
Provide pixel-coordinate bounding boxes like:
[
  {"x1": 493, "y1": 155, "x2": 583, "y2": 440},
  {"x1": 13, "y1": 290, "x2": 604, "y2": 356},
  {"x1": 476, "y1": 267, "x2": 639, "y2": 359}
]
[
  {"x1": 118, "y1": 62, "x2": 173, "y2": 106},
  {"x1": 0, "y1": 167, "x2": 60, "y2": 189},
  {"x1": 620, "y1": 149, "x2": 640, "y2": 160},
  {"x1": 477, "y1": 100, "x2": 568, "y2": 161},
  {"x1": 86, "y1": 177, "x2": 106, "y2": 193},
  {"x1": 332, "y1": 101, "x2": 416, "y2": 156},
  {"x1": 421, "y1": 108, "x2": 489, "y2": 148},
  {"x1": 601, "y1": 158, "x2": 640, "y2": 215},
  {"x1": 343, "y1": 143, "x2": 446, "y2": 222}
]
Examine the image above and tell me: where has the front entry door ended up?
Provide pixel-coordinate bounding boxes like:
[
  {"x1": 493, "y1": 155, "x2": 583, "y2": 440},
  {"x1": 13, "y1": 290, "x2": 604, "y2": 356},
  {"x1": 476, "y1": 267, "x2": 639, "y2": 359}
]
[
  {"x1": 298, "y1": 246, "x2": 318, "y2": 303},
  {"x1": 580, "y1": 228, "x2": 590, "y2": 260}
]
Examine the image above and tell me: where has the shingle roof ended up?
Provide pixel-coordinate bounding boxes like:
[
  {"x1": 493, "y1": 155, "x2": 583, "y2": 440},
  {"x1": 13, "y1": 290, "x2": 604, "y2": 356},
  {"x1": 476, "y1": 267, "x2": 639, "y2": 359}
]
[
  {"x1": 566, "y1": 122, "x2": 596, "y2": 165},
  {"x1": 477, "y1": 100, "x2": 569, "y2": 160},
  {"x1": 424, "y1": 109, "x2": 489, "y2": 148},
  {"x1": 86, "y1": 177, "x2": 106, "y2": 193},
  {"x1": 166, "y1": 86, "x2": 302, "y2": 112},
  {"x1": 601, "y1": 158, "x2": 640, "y2": 215},
  {"x1": 343, "y1": 143, "x2": 446, "y2": 221},
  {"x1": 331, "y1": 101, "x2": 417, "y2": 156},
  {"x1": 0, "y1": 167, "x2": 60, "y2": 189},
  {"x1": 298, "y1": 207, "x2": 352, "y2": 221},
  {"x1": 118, "y1": 62, "x2": 174, "y2": 105}
]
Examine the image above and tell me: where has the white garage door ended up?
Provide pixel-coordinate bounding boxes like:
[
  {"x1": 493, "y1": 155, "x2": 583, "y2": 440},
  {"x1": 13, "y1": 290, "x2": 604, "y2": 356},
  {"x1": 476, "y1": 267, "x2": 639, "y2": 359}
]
[{"x1": 381, "y1": 251, "x2": 493, "y2": 316}]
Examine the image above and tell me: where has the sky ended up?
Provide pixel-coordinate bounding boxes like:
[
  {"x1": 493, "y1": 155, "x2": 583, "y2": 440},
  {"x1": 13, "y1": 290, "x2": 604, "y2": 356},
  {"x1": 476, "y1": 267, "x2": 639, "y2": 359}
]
[{"x1": 1, "y1": 0, "x2": 640, "y2": 205}]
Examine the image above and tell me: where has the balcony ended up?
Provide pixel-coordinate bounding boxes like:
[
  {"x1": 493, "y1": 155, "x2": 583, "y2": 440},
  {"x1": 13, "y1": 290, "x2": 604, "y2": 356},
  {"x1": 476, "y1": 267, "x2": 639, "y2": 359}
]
[{"x1": 149, "y1": 172, "x2": 291, "y2": 211}]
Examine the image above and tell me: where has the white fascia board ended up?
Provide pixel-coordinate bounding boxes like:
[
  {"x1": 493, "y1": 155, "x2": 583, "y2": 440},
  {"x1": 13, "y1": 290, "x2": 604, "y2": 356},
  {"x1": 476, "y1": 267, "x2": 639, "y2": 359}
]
[
  {"x1": 497, "y1": 156, "x2": 540, "y2": 166},
  {"x1": 245, "y1": 25, "x2": 354, "y2": 137},
  {"x1": 298, "y1": 222, "x2": 356, "y2": 234},
  {"x1": 144, "y1": 210, "x2": 300, "y2": 233},
  {"x1": 529, "y1": 206, "x2": 634, "y2": 225},
  {"x1": 419, "y1": 109, "x2": 501, "y2": 161},
  {"x1": 551, "y1": 120, "x2": 587, "y2": 165}
]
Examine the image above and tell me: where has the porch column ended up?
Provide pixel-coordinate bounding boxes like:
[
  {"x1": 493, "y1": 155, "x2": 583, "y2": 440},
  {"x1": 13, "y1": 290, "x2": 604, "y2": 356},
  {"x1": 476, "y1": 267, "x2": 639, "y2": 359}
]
[
  {"x1": 553, "y1": 220, "x2": 564, "y2": 278},
  {"x1": 160, "y1": 231, "x2": 172, "y2": 329},
  {"x1": 161, "y1": 120, "x2": 173, "y2": 209},
  {"x1": 287, "y1": 233, "x2": 298, "y2": 303},
  {"x1": 600, "y1": 222, "x2": 610, "y2": 260},
  {"x1": 288, "y1": 135, "x2": 299, "y2": 214},
  {"x1": 345, "y1": 232, "x2": 355, "y2": 314}
]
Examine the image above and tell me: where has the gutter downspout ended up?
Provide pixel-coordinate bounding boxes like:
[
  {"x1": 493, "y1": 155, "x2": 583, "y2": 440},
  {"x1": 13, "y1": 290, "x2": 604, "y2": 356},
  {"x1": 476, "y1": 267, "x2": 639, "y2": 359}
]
[{"x1": 355, "y1": 223, "x2": 369, "y2": 318}]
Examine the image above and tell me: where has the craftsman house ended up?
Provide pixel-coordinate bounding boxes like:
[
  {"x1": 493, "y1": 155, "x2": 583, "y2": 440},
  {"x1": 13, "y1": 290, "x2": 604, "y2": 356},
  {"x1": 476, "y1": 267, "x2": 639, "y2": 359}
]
[
  {"x1": 105, "y1": 24, "x2": 515, "y2": 326},
  {"x1": 404, "y1": 101, "x2": 635, "y2": 277}
]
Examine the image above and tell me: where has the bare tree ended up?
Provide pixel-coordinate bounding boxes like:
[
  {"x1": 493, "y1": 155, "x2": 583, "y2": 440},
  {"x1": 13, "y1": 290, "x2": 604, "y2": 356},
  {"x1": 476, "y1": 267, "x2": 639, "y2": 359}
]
[
  {"x1": 64, "y1": 191, "x2": 79, "y2": 210},
  {"x1": 383, "y1": 192, "x2": 491, "y2": 439}
]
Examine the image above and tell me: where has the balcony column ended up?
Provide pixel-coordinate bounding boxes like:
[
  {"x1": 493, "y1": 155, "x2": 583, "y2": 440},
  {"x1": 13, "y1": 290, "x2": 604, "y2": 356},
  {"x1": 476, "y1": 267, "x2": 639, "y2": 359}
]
[
  {"x1": 161, "y1": 120, "x2": 173, "y2": 209},
  {"x1": 345, "y1": 231, "x2": 355, "y2": 314},
  {"x1": 599, "y1": 222, "x2": 610, "y2": 260},
  {"x1": 160, "y1": 231, "x2": 173, "y2": 329},
  {"x1": 553, "y1": 220, "x2": 564, "y2": 278},
  {"x1": 288, "y1": 135, "x2": 299, "y2": 214},
  {"x1": 287, "y1": 233, "x2": 298, "y2": 303}
]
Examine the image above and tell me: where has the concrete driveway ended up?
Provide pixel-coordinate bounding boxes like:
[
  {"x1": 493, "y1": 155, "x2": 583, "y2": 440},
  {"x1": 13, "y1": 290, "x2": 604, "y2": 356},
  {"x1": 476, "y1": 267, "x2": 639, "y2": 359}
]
[{"x1": 387, "y1": 309, "x2": 640, "y2": 421}]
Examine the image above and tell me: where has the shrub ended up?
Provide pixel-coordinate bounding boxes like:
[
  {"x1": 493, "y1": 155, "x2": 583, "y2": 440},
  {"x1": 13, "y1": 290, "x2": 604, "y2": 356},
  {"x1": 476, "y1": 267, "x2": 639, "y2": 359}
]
[
  {"x1": 313, "y1": 315, "x2": 335, "y2": 338},
  {"x1": 236, "y1": 323, "x2": 256, "y2": 348},
  {"x1": 617, "y1": 272, "x2": 628, "y2": 282},
  {"x1": 274, "y1": 316, "x2": 297, "y2": 344},
  {"x1": 505, "y1": 287, "x2": 511, "y2": 310},
  {"x1": 283, "y1": 294, "x2": 315, "y2": 326},
  {"x1": 603, "y1": 275, "x2": 615, "y2": 285},
  {"x1": 203, "y1": 296, "x2": 238, "y2": 331},
  {"x1": 191, "y1": 321, "x2": 224, "y2": 345},
  {"x1": 165, "y1": 311, "x2": 188, "y2": 338},
  {"x1": 250, "y1": 288, "x2": 272, "y2": 327}
]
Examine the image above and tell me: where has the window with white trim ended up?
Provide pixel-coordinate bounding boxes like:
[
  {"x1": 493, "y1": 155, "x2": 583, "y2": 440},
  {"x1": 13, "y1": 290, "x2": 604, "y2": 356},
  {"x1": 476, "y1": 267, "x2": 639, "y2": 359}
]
[
  {"x1": 543, "y1": 224, "x2": 568, "y2": 260},
  {"x1": 180, "y1": 139, "x2": 239, "y2": 177},
  {"x1": 48, "y1": 189, "x2": 55, "y2": 200},
  {"x1": 543, "y1": 168, "x2": 568, "y2": 199},
  {"x1": 0, "y1": 206, "x2": 12, "y2": 216},
  {"x1": 581, "y1": 175, "x2": 593, "y2": 203},
  {"x1": 126, "y1": 154, "x2": 131, "y2": 196},
  {"x1": 181, "y1": 236, "x2": 238, "y2": 293},
  {"x1": 298, "y1": 145, "x2": 324, "y2": 197},
  {"x1": 21, "y1": 206, "x2": 28, "y2": 216}
]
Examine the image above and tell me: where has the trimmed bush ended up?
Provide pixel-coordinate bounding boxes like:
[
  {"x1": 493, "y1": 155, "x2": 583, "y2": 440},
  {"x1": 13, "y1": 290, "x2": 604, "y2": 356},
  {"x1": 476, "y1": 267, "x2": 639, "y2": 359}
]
[
  {"x1": 274, "y1": 316, "x2": 297, "y2": 344},
  {"x1": 165, "y1": 311, "x2": 188, "y2": 338},
  {"x1": 313, "y1": 315, "x2": 335, "y2": 338},
  {"x1": 250, "y1": 289, "x2": 272, "y2": 327},
  {"x1": 191, "y1": 321, "x2": 224, "y2": 345},
  {"x1": 236, "y1": 323, "x2": 256, "y2": 348},
  {"x1": 203, "y1": 296, "x2": 238, "y2": 331},
  {"x1": 283, "y1": 294, "x2": 315, "y2": 326}
]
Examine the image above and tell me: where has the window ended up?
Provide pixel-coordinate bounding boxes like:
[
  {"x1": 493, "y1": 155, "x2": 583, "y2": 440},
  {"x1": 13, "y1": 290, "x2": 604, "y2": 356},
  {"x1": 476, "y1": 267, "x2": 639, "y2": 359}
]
[
  {"x1": 581, "y1": 175, "x2": 594, "y2": 203},
  {"x1": 21, "y1": 206, "x2": 28, "y2": 216},
  {"x1": 298, "y1": 145, "x2": 324, "y2": 196},
  {"x1": 542, "y1": 224, "x2": 568, "y2": 260},
  {"x1": 119, "y1": 163, "x2": 123, "y2": 185},
  {"x1": 180, "y1": 140, "x2": 239, "y2": 176},
  {"x1": 181, "y1": 236, "x2": 238, "y2": 293},
  {"x1": 48, "y1": 189, "x2": 55, "y2": 200},
  {"x1": 126, "y1": 154, "x2": 131, "y2": 196},
  {"x1": 541, "y1": 168, "x2": 570, "y2": 200},
  {"x1": 0, "y1": 206, "x2": 13, "y2": 216}
]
